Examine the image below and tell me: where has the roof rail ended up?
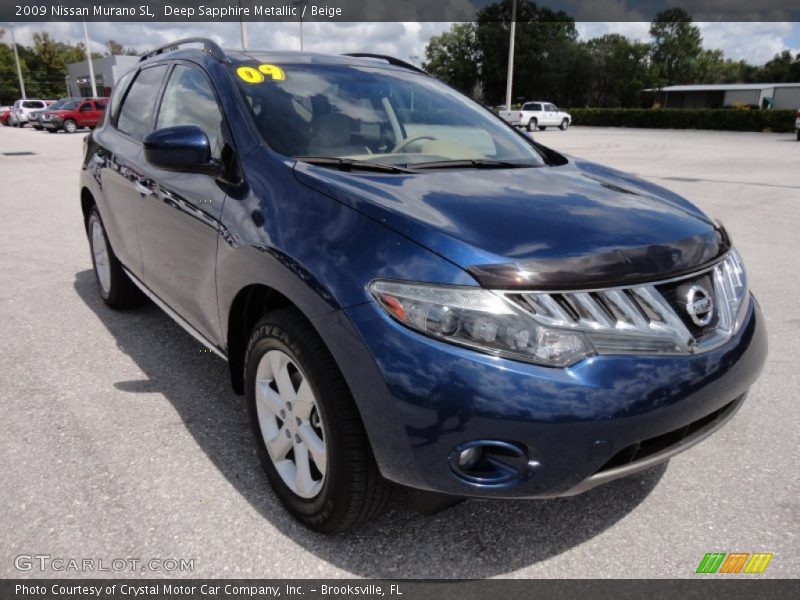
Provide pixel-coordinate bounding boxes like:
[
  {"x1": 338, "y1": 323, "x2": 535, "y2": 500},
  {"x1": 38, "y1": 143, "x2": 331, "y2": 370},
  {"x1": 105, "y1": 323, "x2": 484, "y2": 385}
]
[
  {"x1": 140, "y1": 37, "x2": 228, "y2": 63},
  {"x1": 342, "y1": 53, "x2": 427, "y2": 75}
]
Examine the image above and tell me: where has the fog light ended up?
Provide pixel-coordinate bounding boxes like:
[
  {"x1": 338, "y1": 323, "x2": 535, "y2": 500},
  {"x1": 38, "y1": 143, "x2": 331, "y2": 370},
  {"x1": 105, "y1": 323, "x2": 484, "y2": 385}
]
[{"x1": 457, "y1": 446, "x2": 483, "y2": 469}]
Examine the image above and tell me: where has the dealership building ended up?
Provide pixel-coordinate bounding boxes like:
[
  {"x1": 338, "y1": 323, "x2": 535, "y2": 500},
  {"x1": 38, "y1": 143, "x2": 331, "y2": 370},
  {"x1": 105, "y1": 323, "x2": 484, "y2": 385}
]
[
  {"x1": 66, "y1": 55, "x2": 140, "y2": 97},
  {"x1": 648, "y1": 83, "x2": 800, "y2": 110}
]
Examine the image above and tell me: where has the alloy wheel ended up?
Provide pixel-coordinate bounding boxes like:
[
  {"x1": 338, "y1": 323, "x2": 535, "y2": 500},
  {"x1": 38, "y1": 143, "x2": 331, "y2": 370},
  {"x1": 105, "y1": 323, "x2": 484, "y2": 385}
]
[
  {"x1": 255, "y1": 349, "x2": 327, "y2": 499},
  {"x1": 91, "y1": 219, "x2": 111, "y2": 295}
]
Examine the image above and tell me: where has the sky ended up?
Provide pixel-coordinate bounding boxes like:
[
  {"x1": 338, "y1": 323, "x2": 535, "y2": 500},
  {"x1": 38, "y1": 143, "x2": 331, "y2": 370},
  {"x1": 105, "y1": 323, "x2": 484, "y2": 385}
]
[{"x1": 1, "y1": 21, "x2": 799, "y2": 67}]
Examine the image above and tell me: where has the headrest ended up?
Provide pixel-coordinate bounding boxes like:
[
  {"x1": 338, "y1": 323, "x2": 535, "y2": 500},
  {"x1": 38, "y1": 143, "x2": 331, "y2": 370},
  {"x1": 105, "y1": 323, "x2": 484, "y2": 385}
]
[{"x1": 315, "y1": 113, "x2": 351, "y2": 147}]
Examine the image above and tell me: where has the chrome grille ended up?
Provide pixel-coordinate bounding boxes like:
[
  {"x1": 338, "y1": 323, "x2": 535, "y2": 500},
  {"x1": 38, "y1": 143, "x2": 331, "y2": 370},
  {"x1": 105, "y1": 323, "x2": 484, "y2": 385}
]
[{"x1": 503, "y1": 252, "x2": 748, "y2": 355}]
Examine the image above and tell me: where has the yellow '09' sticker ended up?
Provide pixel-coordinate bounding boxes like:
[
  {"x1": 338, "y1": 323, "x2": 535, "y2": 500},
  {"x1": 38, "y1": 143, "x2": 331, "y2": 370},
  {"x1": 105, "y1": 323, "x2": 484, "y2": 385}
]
[
  {"x1": 236, "y1": 64, "x2": 286, "y2": 84},
  {"x1": 258, "y1": 64, "x2": 286, "y2": 80}
]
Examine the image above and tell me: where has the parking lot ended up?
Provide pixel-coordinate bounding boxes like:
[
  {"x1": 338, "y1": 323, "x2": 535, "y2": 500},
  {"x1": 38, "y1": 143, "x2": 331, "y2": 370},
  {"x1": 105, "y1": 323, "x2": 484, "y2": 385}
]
[{"x1": 0, "y1": 124, "x2": 797, "y2": 578}]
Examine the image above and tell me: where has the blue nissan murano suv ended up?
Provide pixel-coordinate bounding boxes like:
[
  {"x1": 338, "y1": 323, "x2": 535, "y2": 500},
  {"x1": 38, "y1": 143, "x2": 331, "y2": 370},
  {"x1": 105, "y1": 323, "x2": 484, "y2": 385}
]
[{"x1": 80, "y1": 39, "x2": 767, "y2": 532}]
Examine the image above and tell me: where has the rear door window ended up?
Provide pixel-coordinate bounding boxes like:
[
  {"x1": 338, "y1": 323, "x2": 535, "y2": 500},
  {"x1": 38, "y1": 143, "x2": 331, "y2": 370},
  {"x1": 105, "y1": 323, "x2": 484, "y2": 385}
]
[{"x1": 116, "y1": 65, "x2": 168, "y2": 141}]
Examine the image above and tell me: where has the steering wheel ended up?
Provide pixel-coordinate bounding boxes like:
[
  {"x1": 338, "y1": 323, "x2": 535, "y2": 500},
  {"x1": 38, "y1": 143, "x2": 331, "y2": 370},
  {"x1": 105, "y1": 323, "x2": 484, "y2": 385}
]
[{"x1": 392, "y1": 135, "x2": 438, "y2": 154}]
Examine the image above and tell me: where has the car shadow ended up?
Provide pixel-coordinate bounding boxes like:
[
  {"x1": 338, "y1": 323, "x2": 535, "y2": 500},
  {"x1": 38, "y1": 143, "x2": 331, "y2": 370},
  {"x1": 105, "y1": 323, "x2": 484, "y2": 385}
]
[{"x1": 74, "y1": 268, "x2": 665, "y2": 578}]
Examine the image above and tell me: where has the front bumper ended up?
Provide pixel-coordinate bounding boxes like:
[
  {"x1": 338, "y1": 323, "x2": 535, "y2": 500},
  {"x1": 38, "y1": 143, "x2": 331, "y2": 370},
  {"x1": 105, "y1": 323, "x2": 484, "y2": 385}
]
[
  {"x1": 41, "y1": 118, "x2": 63, "y2": 129},
  {"x1": 315, "y1": 295, "x2": 767, "y2": 498}
]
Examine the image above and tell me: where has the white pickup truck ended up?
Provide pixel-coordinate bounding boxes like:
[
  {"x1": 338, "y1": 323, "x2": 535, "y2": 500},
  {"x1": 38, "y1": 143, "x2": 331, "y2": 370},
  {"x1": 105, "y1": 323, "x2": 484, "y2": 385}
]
[{"x1": 499, "y1": 101, "x2": 572, "y2": 132}]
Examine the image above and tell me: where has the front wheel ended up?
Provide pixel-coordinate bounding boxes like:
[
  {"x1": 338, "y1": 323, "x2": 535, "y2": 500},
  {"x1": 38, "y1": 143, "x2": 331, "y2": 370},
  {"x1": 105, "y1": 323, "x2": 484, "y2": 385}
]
[
  {"x1": 245, "y1": 308, "x2": 391, "y2": 533},
  {"x1": 526, "y1": 118, "x2": 537, "y2": 132},
  {"x1": 63, "y1": 119, "x2": 78, "y2": 133},
  {"x1": 560, "y1": 118, "x2": 570, "y2": 131}
]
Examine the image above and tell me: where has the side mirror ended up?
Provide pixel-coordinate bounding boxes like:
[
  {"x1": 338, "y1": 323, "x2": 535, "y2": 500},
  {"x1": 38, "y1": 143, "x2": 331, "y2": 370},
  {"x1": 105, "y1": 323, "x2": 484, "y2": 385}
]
[{"x1": 143, "y1": 125, "x2": 219, "y2": 175}]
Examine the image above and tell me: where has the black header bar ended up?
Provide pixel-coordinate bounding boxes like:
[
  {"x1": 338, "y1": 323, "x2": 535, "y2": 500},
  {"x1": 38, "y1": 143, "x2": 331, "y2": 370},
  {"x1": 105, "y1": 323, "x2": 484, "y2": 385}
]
[{"x1": 2, "y1": 1, "x2": 799, "y2": 22}]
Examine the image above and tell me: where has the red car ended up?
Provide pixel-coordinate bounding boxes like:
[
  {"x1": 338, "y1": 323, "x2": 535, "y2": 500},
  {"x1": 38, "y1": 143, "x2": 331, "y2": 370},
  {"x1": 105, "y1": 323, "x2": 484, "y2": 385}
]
[
  {"x1": 0, "y1": 106, "x2": 11, "y2": 126},
  {"x1": 41, "y1": 98, "x2": 108, "y2": 133}
]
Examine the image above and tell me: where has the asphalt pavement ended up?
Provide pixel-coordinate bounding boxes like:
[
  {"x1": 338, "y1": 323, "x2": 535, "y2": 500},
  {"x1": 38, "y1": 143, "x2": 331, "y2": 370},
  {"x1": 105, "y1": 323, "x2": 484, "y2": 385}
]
[{"x1": 0, "y1": 124, "x2": 797, "y2": 578}]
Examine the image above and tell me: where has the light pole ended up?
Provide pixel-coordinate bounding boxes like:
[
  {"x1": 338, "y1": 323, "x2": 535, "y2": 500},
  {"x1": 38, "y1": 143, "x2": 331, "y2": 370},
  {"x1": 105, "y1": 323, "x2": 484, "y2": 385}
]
[
  {"x1": 10, "y1": 26, "x2": 26, "y2": 99},
  {"x1": 239, "y1": 0, "x2": 248, "y2": 49},
  {"x1": 504, "y1": 0, "x2": 517, "y2": 111},
  {"x1": 82, "y1": 20, "x2": 98, "y2": 97},
  {"x1": 292, "y1": 0, "x2": 307, "y2": 50}
]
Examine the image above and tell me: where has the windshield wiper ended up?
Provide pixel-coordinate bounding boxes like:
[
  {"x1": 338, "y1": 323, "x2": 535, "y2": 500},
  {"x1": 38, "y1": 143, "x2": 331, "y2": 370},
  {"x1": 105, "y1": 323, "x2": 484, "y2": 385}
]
[
  {"x1": 295, "y1": 156, "x2": 412, "y2": 174},
  {"x1": 411, "y1": 159, "x2": 540, "y2": 170}
]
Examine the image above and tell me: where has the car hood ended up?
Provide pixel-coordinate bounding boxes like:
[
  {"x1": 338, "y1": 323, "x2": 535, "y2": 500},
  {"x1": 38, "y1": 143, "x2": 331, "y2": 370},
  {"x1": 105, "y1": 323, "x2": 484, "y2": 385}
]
[{"x1": 293, "y1": 156, "x2": 728, "y2": 289}]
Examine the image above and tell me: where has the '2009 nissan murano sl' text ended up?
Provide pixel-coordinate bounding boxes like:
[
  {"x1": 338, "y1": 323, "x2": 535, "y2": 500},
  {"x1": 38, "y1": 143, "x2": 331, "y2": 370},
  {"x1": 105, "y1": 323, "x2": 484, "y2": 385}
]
[{"x1": 80, "y1": 39, "x2": 767, "y2": 532}]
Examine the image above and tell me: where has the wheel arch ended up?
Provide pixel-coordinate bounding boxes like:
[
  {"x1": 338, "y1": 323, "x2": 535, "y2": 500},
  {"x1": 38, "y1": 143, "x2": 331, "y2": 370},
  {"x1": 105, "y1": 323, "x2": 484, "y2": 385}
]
[
  {"x1": 80, "y1": 186, "x2": 96, "y2": 226},
  {"x1": 226, "y1": 283, "x2": 297, "y2": 395}
]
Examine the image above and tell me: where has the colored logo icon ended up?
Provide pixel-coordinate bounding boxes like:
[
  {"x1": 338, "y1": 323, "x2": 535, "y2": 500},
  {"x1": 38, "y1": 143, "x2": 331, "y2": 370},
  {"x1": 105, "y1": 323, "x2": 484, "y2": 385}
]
[{"x1": 696, "y1": 552, "x2": 773, "y2": 574}]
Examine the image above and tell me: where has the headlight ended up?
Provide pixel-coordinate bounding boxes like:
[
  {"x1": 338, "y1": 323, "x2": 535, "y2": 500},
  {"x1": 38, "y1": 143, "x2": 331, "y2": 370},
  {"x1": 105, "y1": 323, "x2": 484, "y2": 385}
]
[
  {"x1": 369, "y1": 280, "x2": 593, "y2": 367},
  {"x1": 715, "y1": 247, "x2": 749, "y2": 334}
]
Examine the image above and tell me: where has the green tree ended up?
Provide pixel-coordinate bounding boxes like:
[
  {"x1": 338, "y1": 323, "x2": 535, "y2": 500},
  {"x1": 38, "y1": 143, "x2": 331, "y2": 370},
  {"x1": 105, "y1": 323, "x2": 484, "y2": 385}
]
[
  {"x1": 106, "y1": 39, "x2": 125, "y2": 55},
  {"x1": 106, "y1": 39, "x2": 138, "y2": 56},
  {"x1": 476, "y1": 0, "x2": 578, "y2": 106},
  {"x1": 423, "y1": 23, "x2": 481, "y2": 96},
  {"x1": 755, "y1": 50, "x2": 800, "y2": 83},
  {"x1": 584, "y1": 34, "x2": 654, "y2": 107},
  {"x1": 649, "y1": 7, "x2": 703, "y2": 85}
]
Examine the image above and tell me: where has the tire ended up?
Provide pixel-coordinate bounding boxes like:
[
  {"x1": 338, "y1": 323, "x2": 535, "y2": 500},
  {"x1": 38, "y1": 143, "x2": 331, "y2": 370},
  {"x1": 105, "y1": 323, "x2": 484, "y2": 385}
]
[
  {"x1": 63, "y1": 119, "x2": 78, "y2": 133},
  {"x1": 538, "y1": 126, "x2": 547, "y2": 131},
  {"x1": 47, "y1": 129, "x2": 58, "y2": 134},
  {"x1": 526, "y1": 118, "x2": 537, "y2": 132},
  {"x1": 245, "y1": 308, "x2": 391, "y2": 533},
  {"x1": 86, "y1": 208, "x2": 144, "y2": 309},
  {"x1": 560, "y1": 118, "x2": 570, "y2": 131},
  {"x1": 33, "y1": 125, "x2": 42, "y2": 131}
]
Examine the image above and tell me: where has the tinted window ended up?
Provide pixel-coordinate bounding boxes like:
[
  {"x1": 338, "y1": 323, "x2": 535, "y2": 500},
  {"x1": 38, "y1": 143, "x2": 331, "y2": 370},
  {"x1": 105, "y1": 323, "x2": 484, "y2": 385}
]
[
  {"x1": 79, "y1": 102, "x2": 92, "y2": 111},
  {"x1": 156, "y1": 65, "x2": 223, "y2": 156},
  {"x1": 546, "y1": 104, "x2": 557, "y2": 111},
  {"x1": 61, "y1": 101, "x2": 79, "y2": 111},
  {"x1": 96, "y1": 101, "x2": 107, "y2": 111},
  {"x1": 48, "y1": 99, "x2": 72, "y2": 110},
  {"x1": 23, "y1": 101, "x2": 44, "y2": 109},
  {"x1": 116, "y1": 65, "x2": 168, "y2": 141},
  {"x1": 109, "y1": 70, "x2": 135, "y2": 121},
  {"x1": 232, "y1": 61, "x2": 545, "y2": 165}
]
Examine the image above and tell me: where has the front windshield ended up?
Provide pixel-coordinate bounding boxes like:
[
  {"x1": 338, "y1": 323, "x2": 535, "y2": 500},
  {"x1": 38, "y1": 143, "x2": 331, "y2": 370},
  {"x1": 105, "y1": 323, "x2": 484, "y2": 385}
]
[
  {"x1": 232, "y1": 61, "x2": 545, "y2": 168},
  {"x1": 48, "y1": 99, "x2": 72, "y2": 110},
  {"x1": 58, "y1": 100, "x2": 79, "y2": 111}
]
